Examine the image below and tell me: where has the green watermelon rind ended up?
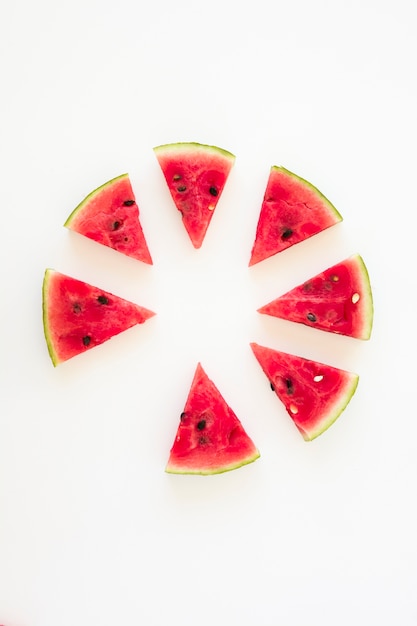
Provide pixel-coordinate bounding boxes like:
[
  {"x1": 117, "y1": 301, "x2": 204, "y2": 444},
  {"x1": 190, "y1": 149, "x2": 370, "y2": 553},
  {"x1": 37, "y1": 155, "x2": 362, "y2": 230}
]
[
  {"x1": 352, "y1": 254, "x2": 374, "y2": 340},
  {"x1": 301, "y1": 372, "x2": 359, "y2": 441},
  {"x1": 153, "y1": 141, "x2": 236, "y2": 162},
  {"x1": 166, "y1": 450, "x2": 260, "y2": 476},
  {"x1": 272, "y1": 165, "x2": 343, "y2": 223},
  {"x1": 63, "y1": 173, "x2": 129, "y2": 227},
  {"x1": 42, "y1": 268, "x2": 60, "y2": 367}
]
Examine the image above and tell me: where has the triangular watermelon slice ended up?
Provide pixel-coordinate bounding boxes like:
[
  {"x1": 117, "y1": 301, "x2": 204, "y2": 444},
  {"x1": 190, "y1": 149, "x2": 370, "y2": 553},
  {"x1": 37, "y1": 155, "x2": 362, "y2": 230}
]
[
  {"x1": 258, "y1": 254, "x2": 373, "y2": 340},
  {"x1": 64, "y1": 173, "x2": 153, "y2": 264},
  {"x1": 154, "y1": 142, "x2": 235, "y2": 249},
  {"x1": 42, "y1": 269, "x2": 155, "y2": 366},
  {"x1": 249, "y1": 166, "x2": 343, "y2": 266},
  {"x1": 166, "y1": 363, "x2": 260, "y2": 475},
  {"x1": 250, "y1": 343, "x2": 359, "y2": 441}
]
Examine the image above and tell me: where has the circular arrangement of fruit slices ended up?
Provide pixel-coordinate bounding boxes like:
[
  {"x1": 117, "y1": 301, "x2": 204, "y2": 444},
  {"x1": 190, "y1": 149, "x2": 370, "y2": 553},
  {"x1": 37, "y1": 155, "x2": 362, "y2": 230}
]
[{"x1": 42, "y1": 142, "x2": 374, "y2": 475}]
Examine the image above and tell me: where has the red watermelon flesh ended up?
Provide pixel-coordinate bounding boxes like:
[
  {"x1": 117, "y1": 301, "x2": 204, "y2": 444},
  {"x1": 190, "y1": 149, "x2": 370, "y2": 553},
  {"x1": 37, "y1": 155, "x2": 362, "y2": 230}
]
[
  {"x1": 42, "y1": 269, "x2": 155, "y2": 366},
  {"x1": 258, "y1": 254, "x2": 373, "y2": 340},
  {"x1": 250, "y1": 343, "x2": 359, "y2": 441},
  {"x1": 154, "y1": 142, "x2": 235, "y2": 249},
  {"x1": 166, "y1": 363, "x2": 260, "y2": 475},
  {"x1": 249, "y1": 166, "x2": 343, "y2": 266},
  {"x1": 64, "y1": 173, "x2": 153, "y2": 264}
]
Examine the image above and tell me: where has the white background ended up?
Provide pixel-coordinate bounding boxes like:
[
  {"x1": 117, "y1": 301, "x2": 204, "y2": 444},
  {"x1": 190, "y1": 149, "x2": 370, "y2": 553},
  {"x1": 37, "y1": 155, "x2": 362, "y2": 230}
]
[{"x1": 1, "y1": 1, "x2": 416, "y2": 624}]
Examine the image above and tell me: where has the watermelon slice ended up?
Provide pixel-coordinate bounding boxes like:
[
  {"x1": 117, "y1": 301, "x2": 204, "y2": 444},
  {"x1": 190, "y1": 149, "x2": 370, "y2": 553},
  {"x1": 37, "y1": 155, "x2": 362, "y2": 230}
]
[
  {"x1": 64, "y1": 173, "x2": 153, "y2": 264},
  {"x1": 42, "y1": 269, "x2": 155, "y2": 366},
  {"x1": 258, "y1": 254, "x2": 373, "y2": 340},
  {"x1": 154, "y1": 142, "x2": 235, "y2": 249},
  {"x1": 250, "y1": 343, "x2": 359, "y2": 441},
  {"x1": 166, "y1": 363, "x2": 260, "y2": 475},
  {"x1": 249, "y1": 166, "x2": 343, "y2": 266}
]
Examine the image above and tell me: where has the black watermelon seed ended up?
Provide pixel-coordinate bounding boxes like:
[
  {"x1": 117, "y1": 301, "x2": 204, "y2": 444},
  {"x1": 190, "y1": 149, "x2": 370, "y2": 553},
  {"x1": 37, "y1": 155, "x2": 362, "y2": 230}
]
[
  {"x1": 270, "y1": 382, "x2": 275, "y2": 391},
  {"x1": 307, "y1": 312, "x2": 317, "y2": 322},
  {"x1": 281, "y1": 228, "x2": 293, "y2": 240},
  {"x1": 97, "y1": 295, "x2": 109, "y2": 305},
  {"x1": 285, "y1": 378, "x2": 294, "y2": 394},
  {"x1": 73, "y1": 303, "x2": 82, "y2": 314},
  {"x1": 197, "y1": 419, "x2": 207, "y2": 431},
  {"x1": 180, "y1": 412, "x2": 187, "y2": 421},
  {"x1": 82, "y1": 336, "x2": 91, "y2": 346},
  {"x1": 177, "y1": 185, "x2": 187, "y2": 192},
  {"x1": 209, "y1": 186, "x2": 218, "y2": 196},
  {"x1": 173, "y1": 174, "x2": 182, "y2": 181},
  {"x1": 123, "y1": 200, "x2": 135, "y2": 206},
  {"x1": 112, "y1": 221, "x2": 121, "y2": 230}
]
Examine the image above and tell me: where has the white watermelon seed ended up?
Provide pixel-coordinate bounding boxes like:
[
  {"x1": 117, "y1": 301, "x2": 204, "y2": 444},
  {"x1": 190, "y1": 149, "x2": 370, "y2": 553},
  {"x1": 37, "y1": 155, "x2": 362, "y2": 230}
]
[
  {"x1": 289, "y1": 404, "x2": 298, "y2": 415},
  {"x1": 313, "y1": 375, "x2": 324, "y2": 382},
  {"x1": 352, "y1": 292, "x2": 360, "y2": 304}
]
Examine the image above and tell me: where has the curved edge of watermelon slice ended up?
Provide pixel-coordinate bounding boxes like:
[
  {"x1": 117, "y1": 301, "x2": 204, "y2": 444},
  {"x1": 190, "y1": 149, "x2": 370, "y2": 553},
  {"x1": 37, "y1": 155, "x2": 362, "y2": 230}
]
[
  {"x1": 42, "y1": 268, "x2": 156, "y2": 366},
  {"x1": 166, "y1": 451, "x2": 260, "y2": 476},
  {"x1": 165, "y1": 363, "x2": 260, "y2": 476},
  {"x1": 64, "y1": 173, "x2": 153, "y2": 265},
  {"x1": 351, "y1": 254, "x2": 374, "y2": 340},
  {"x1": 308, "y1": 373, "x2": 359, "y2": 441},
  {"x1": 250, "y1": 343, "x2": 359, "y2": 441},
  {"x1": 276, "y1": 165, "x2": 343, "y2": 220},
  {"x1": 153, "y1": 142, "x2": 236, "y2": 249},
  {"x1": 64, "y1": 173, "x2": 128, "y2": 220},
  {"x1": 153, "y1": 141, "x2": 236, "y2": 161},
  {"x1": 249, "y1": 165, "x2": 343, "y2": 266},
  {"x1": 42, "y1": 269, "x2": 58, "y2": 366}
]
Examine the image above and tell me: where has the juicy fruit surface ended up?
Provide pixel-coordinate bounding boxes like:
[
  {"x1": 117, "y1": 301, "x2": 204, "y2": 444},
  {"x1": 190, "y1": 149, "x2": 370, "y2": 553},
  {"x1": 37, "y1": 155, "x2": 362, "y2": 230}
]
[
  {"x1": 258, "y1": 254, "x2": 373, "y2": 340},
  {"x1": 250, "y1": 343, "x2": 359, "y2": 441},
  {"x1": 249, "y1": 166, "x2": 343, "y2": 266},
  {"x1": 154, "y1": 142, "x2": 235, "y2": 249},
  {"x1": 64, "y1": 174, "x2": 153, "y2": 264},
  {"x1": 42, "y1": 269, "x2": 155, "y2": 366},
  {"x1": 166, "y1": 363, "x2": 260, "y2": 475}
]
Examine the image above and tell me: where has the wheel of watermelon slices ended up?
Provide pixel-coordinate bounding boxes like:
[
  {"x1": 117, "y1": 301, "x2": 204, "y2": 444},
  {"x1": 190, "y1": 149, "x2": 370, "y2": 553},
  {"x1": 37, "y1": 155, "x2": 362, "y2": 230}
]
[{"x1": 42, "y1": 141, "x2": 374, "y2": 474}]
